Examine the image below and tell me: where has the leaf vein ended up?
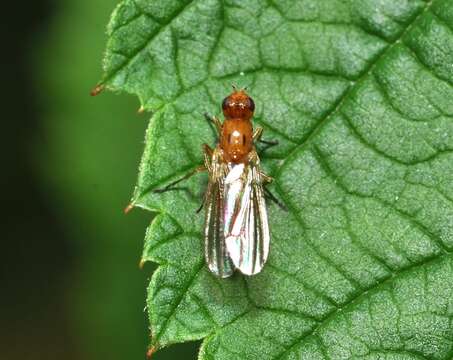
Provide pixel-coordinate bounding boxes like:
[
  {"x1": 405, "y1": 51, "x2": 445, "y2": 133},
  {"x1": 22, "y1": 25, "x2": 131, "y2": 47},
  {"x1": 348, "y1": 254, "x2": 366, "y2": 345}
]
[
  {"x1": 103, "y1": 0, "x2": 194, "y2": 86},
  {"x1": 275, "y1": 0, "x2": 435, "y2": 180},
  {"x1": 153, "y1": 260, "x2": 205, "y2": 346}
]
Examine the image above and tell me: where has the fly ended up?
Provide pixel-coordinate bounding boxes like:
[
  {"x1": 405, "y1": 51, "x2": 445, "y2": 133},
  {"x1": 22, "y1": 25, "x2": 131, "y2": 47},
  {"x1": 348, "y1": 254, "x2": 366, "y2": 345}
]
[{"x1": 154, "y1": 88, "x2": 283, "y2": 277}]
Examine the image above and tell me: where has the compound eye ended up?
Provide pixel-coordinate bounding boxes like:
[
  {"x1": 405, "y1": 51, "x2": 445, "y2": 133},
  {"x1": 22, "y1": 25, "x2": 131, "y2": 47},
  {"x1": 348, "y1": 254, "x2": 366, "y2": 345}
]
[
  {"x1": 222, "y1": 97, "x2": 230, "y2": 111},
  {"x1": 248, "y1": 97, "x2": 255, "y2": 112}
]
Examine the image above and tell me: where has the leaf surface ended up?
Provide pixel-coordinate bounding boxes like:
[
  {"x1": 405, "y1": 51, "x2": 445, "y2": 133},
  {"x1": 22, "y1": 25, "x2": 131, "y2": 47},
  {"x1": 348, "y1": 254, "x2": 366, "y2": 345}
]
[{"x1": 101, "y1": 0, "x2": 453, "y2": 358}]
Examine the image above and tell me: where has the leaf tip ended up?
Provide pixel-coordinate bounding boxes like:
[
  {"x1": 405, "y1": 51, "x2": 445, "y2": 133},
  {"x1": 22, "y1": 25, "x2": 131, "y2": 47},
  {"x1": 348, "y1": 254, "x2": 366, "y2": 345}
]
[
  {"x1": 90, "y1": 84, "x2": 105, "y2": 97},
  {"x1": 124, "y1": 203, "x2": 134, "y2": 214},
  {"x1": 137, "y1": 105, "x2": 145, "y2": 114},
  {"x1": 146, "y1": 346, "x2": 157, "y2": 359},
  {"x1": 139, "y1": 258, "x2": 146, "y2": 269}
]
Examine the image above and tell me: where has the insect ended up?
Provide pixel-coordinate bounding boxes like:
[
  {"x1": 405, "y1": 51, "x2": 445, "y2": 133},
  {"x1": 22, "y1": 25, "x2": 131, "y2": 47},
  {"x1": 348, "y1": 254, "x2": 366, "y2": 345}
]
[{"x1": 155, "y1": 88, "x2": 281, "y2": 277}]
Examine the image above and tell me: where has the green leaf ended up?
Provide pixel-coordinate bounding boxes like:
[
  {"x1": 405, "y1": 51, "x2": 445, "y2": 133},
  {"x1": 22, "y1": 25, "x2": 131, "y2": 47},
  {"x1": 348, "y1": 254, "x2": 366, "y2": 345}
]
[{"x1": 100, "y1": 0, "x2": 453, "y2": 358}]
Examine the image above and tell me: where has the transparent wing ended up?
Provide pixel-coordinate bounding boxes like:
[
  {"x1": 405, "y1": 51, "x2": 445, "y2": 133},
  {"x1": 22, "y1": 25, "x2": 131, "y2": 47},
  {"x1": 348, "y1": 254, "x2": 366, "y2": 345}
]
[
  {"x1": 224, "y1": 161, "x2": 270, "y2": 275},
  {"x1": 204, "y1": 150, "x2": 234, "y2": 278}
]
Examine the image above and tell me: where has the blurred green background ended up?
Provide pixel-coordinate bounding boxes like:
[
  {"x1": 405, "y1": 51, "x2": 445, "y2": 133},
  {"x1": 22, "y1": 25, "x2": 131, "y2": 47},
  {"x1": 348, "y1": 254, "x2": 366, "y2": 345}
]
[{"x1": 2, "y1": 0, "x2": 198, "y2": 359}]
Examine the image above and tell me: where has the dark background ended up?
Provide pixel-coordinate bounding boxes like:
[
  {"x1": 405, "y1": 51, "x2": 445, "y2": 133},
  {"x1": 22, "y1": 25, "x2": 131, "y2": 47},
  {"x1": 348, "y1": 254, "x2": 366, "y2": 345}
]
[
  {"x1": 2, "y1": 0, "x2": 76, "y2": 358},
  {"x1": 2, "y1": 0, "x2": 198, "y2": 359}
]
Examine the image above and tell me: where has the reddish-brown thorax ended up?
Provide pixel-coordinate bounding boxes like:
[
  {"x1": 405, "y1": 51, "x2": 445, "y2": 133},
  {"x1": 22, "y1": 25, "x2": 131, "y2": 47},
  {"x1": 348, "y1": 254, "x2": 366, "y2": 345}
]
[{"x1": 220, "y1": 89, "x2": 255, "y2": 164}]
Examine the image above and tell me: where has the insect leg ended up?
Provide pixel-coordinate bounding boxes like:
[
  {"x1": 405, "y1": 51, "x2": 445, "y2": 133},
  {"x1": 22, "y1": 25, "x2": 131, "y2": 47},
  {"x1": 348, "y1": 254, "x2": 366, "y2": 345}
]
[
  {"x1": 204, "y1": 112, "x2": 222, "y2": 135},
  {"x1": 202, "y1": 143, "x2": 214, "y2": 172},
  {"x1": 253, "y1": 126, "x2": 279, "y2": 148},
  {"x1": 196, "y1": 202, "x2": 204, "y2": 213},
  {"x1": 153, "y1": 165, "x2": 206, "y2": 193},
  {"x1": 264, "y1": 187, "x2": 288, "y2": 211},
  {"x1": 258, "y1": 170, "x2": 287, "y2": 210},
  {"x1": 196, "y1": 186, "x2": 210, "y2": 213},
  {"x1": 259, "y1": 138, "x2": 279, "y2": 146},
  {"x1": 194, "y1": 144, "x2": 215, "y2": 212},
  {"x1": 260, "y1": 172, "x2": 273, "y2": 184},
  {"x1": 253, "y1": 127, "x2": 263, "y2": 141}
]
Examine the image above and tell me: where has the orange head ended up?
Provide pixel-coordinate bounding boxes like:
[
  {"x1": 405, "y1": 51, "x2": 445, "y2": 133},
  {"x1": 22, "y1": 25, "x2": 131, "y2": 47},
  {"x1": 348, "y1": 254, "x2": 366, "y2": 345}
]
[{"x1": 222, "y1": 88, "x2": 255, "y2": 120}]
